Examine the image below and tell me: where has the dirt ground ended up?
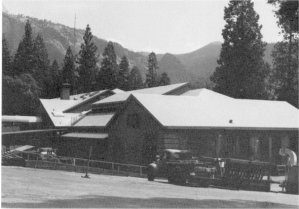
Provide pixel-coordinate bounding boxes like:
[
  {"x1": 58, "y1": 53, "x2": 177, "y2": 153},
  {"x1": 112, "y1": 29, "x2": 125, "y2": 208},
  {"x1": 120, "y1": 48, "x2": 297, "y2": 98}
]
[{"x1": 2, "y1": 166, "x2": 298, "y2": 208}]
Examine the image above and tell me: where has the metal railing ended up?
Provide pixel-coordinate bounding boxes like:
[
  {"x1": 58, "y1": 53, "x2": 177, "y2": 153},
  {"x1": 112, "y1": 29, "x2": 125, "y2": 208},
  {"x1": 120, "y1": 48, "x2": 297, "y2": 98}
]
[{"x1": 15, "y1": 151, "x2": 147, "y2": 177}]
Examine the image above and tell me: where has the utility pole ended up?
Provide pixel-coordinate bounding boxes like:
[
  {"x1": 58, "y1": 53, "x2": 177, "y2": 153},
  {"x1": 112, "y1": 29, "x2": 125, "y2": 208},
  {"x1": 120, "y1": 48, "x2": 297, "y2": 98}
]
[{"x1": 82, "y1": 146, "x2": 92, "y2": 178}]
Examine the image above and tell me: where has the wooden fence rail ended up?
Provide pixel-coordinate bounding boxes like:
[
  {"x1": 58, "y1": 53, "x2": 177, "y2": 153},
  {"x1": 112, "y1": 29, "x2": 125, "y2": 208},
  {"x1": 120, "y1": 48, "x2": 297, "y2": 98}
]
[{"x1": 17, "y1": 152, "x2": 147, "y2": 178}]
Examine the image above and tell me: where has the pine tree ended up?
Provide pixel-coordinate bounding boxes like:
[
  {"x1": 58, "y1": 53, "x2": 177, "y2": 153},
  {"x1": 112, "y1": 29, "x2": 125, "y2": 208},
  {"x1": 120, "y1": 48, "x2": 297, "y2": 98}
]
[
  {"x1": 33, "y1": 34, "x2": 51, "y2": 98},
  {"x1": 2, "y1": 36, "x2": 12, "y2": 76},
  {"x1": 49, "y1": 60, "x2": 62, "y2": 98},
  {"x1": 210, "y1": 0, "x2": 270, "y2": 99},
  {"x1": 146, "y1": 52, "x2": 159, "y2": 88},
  {"x1": 77, "y1": 24, "x2": 99, "y2": 93},
  {"x1": 118, "y1": 56, "x2": 130, "y2": 90},
  {"x1": 13, "y1": 20, "x2": 35, "y2": 75},
  {"x1": 269, "y1": 0, "x2": 298, "y2": 107},
  {"x1": 128, "y1": 66, "x2": 143, "y2": 90},
  {"x1": 62, "y1": 47, "x2": 77, "y2": 94},
  {"x1": 97, "y1": 41, "x2": 118, "y2": 90},
  {"x1": 159, "y1": 72, "x2": 171, "y2": 86},
  {"x1": 3, "y1": 74, "x2": 40, "y2": 115}
]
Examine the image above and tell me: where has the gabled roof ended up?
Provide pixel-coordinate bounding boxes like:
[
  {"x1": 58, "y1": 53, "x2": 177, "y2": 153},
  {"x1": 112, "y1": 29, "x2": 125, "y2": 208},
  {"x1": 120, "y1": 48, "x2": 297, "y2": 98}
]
[
  {"x1": 92, "y1": 83, "x2": 188, "y2": 106},
  {"x1": 40, "y1": 99, "x2": 86, "y2": 127},
  {"x1": 40, "y1": 89, "x2": 123, "y2": 127},
  {"x1": 124, "y1": 90, "x2": 299, "y2": 130}
]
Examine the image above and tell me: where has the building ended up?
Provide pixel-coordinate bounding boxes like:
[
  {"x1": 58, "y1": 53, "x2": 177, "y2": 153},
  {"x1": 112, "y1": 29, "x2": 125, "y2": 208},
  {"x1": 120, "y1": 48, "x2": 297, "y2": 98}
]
[
  {"x1": 59, "y1": 83, "x2": 191, "y2": 159},
  {"x1": 39, "y1": 83, "x2": 299, "y2": 165},
  {"x1": 105, "y1": 90, "x2": 299, "y2": 165}
]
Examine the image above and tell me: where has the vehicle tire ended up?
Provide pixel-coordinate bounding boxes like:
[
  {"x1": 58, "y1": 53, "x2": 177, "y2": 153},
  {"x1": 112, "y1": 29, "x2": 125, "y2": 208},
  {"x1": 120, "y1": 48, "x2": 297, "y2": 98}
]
[
  {"x1": 168, "y1": 175, "x2": 175, "y2": 183},
  {"x1": 169, "y1": 167, "x2": 186, "y2": 185},
  {"x1": 147, "y1": 173, "x2": 155, "y2": 181}
]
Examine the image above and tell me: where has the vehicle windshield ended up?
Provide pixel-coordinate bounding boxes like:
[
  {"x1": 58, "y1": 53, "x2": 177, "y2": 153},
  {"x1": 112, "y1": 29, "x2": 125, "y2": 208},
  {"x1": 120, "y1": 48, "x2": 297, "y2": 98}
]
[{"x1": 172, "y1": 152, "x2": 193, "y2": 160}]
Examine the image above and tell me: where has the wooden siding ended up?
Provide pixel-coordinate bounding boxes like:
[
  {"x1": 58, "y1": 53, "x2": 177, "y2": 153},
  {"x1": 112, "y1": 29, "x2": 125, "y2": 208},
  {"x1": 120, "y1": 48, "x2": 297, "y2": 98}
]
[
  {"x1": 161, "y1": 129, "x2": 298, "y2": 164},
  {"x1": 108, "y1": 99, "x2": 162, "y2": 165}
]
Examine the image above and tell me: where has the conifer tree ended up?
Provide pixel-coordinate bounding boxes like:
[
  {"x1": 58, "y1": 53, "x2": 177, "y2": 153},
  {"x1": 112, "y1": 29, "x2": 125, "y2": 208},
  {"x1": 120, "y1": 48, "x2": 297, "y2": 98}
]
[
  {"x1": 97, "y1": 41, "x2": 118, "y2": 89},
  {"x1": 146, "y1": 52, "x2": 159, "y2": 88},
  {"x1": 13, "y1": 20, "x2": 35, "y2": 75},
  {"x1": 49, "y1": 60, "x2": 62, "y2": 98},
  {"x1": 210, "y1": 0, "x2": 270, "y2": 99},
  {"x1": 2, "y1": 36, "x2": 12, "y2": 76},
  {"x1": 33, "y1": 34, "x2": 51, "y2": 98},
  {"x1": 77, "y1": 24, "x2": 99, "y2": 93},
  {"x1": 62, "y1": 47, "x2": 77, "y2": 93},
  {"x1": 269, "y1": 0, "x2": 298, "y2": 107},
  {"x1": 3, "y1": 74, "x2": 40, "y2": 115},
  {"x1": 159, "y1": 72, "x2": 171, "y2": 86},
  {"x1": 128, "y1": 66, "x2": 143, "y2": 90},
  {"x1": 118, "y1": 55, "x2": 130, "y2": 90}
]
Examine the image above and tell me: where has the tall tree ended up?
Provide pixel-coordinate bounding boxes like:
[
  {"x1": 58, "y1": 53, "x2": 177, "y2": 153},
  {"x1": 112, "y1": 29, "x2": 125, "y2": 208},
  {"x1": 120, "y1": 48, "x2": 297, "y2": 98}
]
[
  {"x1": 33, "y1": 34, "x2": 51, "y2": 98},
  {"x1": 269, "y1": 0, "x2": 298, "y2": 107},
  {"x1": 48, "y1": 60, "x2": 62, "y2": 98},
  {"x1": 2, "y1": 74, "x2": 40, "y2": 115},
  {"x1": 13, "y1": 20, "x2": 35, "y2": 75},
  {"x1": 118, "y1": 55, "x2": 130, "y2": 90},
  {"x1": 2, "y1": 36, "x2": 12, "y2": 76},
  {"x1": 128, "y1": 66, "x2": 143, "y2": 90},
  {"x1": 145, "y1": 52, "x2": 159, "y2": 88},
  {"x1": 62, "y1": 47, "x2": 77, "y2": 94},
  {"x1": 210, "y1": 0, "x2": 270, "y2": 99},
  {"x1": 97, "y1": 41, "x2": 118, "y2": 89},
  {"x1": 77, "y1": 24, "x2": 99, "y2": 93},
  {"x1": 159, "y1": 72, "x2": 171, "y2": 86}
]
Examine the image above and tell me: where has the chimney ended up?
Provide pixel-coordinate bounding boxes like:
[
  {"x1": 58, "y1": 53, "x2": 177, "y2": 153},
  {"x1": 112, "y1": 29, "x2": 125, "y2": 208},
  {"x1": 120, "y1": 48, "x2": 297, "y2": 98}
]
[{"x1": 60, "y1": 83, "x2": 71, "y2": 100}]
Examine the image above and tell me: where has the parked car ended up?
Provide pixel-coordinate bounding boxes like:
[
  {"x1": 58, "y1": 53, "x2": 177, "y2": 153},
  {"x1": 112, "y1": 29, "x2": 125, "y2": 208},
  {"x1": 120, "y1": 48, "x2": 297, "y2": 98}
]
[
  {"x1": 147, "y1": 149, "x2": 198, "y2": 184},
  {"x1": 38, "y1": 147, "x2": 58, "y2": 161}
]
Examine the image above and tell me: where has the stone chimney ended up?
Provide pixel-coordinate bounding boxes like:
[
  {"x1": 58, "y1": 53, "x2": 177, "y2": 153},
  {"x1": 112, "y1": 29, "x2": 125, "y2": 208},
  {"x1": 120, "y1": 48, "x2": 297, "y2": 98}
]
[{"x1": 60, "y1": 83, "x2": 71, "y2": 100}]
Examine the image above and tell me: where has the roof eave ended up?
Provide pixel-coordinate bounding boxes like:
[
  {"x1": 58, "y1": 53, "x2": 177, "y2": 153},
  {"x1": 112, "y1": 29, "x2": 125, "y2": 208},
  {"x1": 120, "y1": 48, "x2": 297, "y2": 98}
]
[{"x1": 164, "y1": 126, "x2": 299, "y2": 131}]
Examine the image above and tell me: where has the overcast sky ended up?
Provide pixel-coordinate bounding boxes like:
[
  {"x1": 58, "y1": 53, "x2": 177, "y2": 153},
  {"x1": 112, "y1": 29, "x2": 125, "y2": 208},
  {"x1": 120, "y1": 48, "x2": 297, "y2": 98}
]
[{"x1": 3, "y1": 0, "x2": 281, "y2": 54}]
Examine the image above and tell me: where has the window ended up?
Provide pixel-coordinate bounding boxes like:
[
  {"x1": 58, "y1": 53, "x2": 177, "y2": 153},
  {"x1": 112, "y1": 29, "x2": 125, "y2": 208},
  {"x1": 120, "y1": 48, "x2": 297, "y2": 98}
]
[{"x1": 126, "y1": 114, "x2": 140, "y2": 128}]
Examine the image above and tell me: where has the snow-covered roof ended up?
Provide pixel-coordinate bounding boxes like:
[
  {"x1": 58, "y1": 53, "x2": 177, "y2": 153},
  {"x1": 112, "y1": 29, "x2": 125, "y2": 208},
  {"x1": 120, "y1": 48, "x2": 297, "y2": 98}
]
[
  {"x1": 127, "y1": 90, "x2": 299, "y2": 130},
  {"x1": 74, "y1": 113, "x2": 114, "y2": 127},
  {"x1": 40, "y1": 89, "x2": 122, "y2": 127},
  {"x1": 40, "y1": 99, "x2": 88, "y2": 127},
  {"x1": 93, "y1": 83, "x2": 188, "y2": 105}
]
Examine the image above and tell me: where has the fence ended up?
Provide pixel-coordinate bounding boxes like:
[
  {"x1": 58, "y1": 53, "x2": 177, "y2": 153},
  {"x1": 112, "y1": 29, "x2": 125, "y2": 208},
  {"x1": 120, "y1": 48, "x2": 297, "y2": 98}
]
[{"x1": 17, "y1": 151, "x2": 147, "y2": 178}]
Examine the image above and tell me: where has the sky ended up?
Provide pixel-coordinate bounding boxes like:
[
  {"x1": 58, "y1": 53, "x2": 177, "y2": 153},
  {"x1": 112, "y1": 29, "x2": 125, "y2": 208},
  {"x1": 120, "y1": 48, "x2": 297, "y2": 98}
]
[{"x1": 2, "y1": 0, "x2": 282, "y2": 54}]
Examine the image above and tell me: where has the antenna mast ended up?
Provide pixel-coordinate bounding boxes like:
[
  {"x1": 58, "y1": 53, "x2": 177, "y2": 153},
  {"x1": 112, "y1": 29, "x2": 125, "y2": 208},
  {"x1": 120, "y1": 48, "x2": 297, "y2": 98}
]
[{"x1": 73, "y1": 13, "x2": 77, "y2": 52}]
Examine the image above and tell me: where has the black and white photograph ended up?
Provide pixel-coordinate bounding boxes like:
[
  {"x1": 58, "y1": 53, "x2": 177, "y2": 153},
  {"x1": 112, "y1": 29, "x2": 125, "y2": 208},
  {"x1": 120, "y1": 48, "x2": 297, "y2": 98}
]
[{"x1": 1, "y1": 0, "x2": 298, "y2": 208}]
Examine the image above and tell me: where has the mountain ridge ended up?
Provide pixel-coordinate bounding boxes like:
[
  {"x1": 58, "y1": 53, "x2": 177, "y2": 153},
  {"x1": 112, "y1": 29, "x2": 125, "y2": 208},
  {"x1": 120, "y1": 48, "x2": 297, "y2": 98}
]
[{"x1": 3, "y1": 12, "x2": 274, "y2": 84}]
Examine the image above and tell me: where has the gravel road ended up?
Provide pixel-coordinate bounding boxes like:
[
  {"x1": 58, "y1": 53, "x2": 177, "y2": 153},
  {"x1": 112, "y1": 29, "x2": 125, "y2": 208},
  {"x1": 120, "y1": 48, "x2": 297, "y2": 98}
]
[{"x1": 2, "y1": 166, "x2": 298, "y2": 208}]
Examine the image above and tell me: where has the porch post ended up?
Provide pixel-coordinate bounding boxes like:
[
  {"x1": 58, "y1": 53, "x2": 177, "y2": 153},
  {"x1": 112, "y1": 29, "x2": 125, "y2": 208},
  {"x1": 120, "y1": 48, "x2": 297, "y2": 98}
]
[{"x1": 269, "y1": 136, "x2": 272, "y2": 162}]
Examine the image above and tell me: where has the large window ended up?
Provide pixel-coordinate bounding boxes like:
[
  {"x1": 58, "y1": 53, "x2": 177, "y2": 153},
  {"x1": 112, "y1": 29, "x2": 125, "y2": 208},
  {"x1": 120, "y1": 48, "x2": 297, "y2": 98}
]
[{"x1": 126, "y1": 113, "x2": 140, "y2": 128}]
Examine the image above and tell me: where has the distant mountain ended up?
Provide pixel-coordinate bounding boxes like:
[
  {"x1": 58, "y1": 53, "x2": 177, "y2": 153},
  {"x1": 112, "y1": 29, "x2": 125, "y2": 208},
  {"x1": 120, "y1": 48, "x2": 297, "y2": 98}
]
[
  {"x1": 158, "y1": 53, "x2": 191, "y2": 83},
  {"x1": 2, "y1": 12, "x2": 275, "y2": 85},
  {"x1": 2, "y1": 12, "x2": 147, "y2": 75}
]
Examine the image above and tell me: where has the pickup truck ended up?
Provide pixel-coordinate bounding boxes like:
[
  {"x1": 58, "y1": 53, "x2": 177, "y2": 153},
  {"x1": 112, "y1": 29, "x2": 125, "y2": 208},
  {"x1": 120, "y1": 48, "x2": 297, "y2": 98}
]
[{"x1": 147, "y1": 149, "x2": 198, "y2": 184}]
